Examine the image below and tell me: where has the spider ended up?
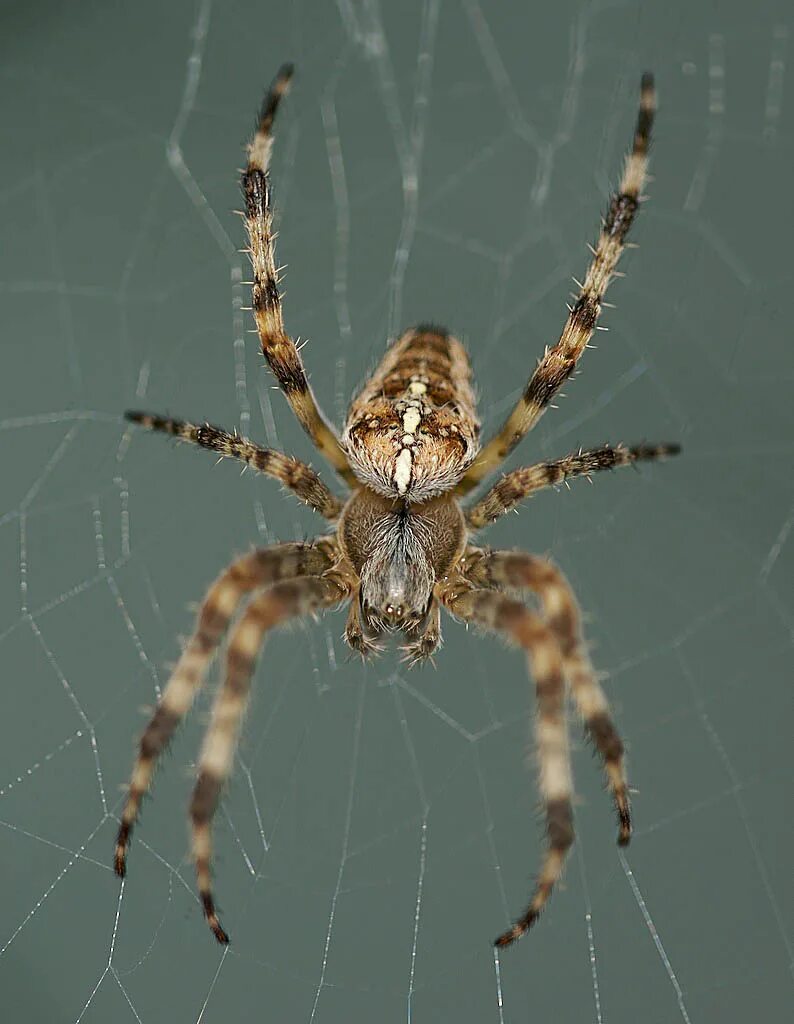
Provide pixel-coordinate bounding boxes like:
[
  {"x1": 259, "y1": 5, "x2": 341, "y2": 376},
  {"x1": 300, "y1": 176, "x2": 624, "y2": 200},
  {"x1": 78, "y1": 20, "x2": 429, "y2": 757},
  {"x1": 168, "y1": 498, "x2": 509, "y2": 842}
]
[{"x1": 115, "y1": 65, "x2": 679, "y2": 948}]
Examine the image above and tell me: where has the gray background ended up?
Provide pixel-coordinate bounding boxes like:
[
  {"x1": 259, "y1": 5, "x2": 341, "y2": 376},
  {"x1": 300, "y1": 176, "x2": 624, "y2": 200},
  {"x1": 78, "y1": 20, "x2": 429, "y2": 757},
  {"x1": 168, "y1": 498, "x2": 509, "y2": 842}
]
[{"x1": 1, "y1": 1, "x2": 792, "y2": 1021}]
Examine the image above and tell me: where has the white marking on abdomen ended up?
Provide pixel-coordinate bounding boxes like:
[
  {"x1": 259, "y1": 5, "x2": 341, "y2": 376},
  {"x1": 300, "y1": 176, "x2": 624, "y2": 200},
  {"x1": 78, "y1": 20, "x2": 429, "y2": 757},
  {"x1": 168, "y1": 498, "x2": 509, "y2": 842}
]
[
  {"x1": 402, "y1": 405, "x2": 421, "y2": 436},
  {"x1": 394, "y1": 448, "x2": 413, "y2": 493}
]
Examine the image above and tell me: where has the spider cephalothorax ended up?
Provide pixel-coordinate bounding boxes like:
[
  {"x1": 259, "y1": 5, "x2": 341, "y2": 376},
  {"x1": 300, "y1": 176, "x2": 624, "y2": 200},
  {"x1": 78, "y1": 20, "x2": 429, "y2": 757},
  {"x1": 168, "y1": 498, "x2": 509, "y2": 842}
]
[
  {"x1": 115, "y1": 66, "x2": 679, "y2": 949},
  {"x1": 339, "y1": 487, "x2": 466, "y2": 645}
]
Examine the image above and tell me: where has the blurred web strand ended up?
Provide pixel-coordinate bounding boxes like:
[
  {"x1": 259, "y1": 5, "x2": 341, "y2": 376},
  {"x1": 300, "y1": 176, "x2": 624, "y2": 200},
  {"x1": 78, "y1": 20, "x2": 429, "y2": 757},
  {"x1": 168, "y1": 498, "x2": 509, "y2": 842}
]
[
  {"x1": 163, "y1": 0, "x2": 261, "y2": 445},
  {"x1": 321, "y1": 45, "x2": 355, "y2": 418},
  {"x1": 760, "y1": 498, "x2": 794, "y2": 583},
  {"x1": 406, "y1": 817, "x2": 428, "y2": 1024},
  {"x1": 308, "y1": 681, "x2": 365, "y2": 1023},
  {"x1": 762, "y1": 25, "x2": 788, "y2": 141},
  {"x1": 575, "y1": 841, "x2": 603, "y2": 1024},
  {"x1": 34, "y1": 170, "x2": 83, "y2": 394},
  {"x1": 344, "y1": 0, "x2": 441, "y2": 339},
  {"x1": 619, "y1": 852, "x2": 693, "y2": 1024},
  {"x1": 677, "y1": 649, "x2": 794, "y2": 970},
  {"x1": 684, "y1": 32, "x2": 725, "y2": 212},
  {"x1": 463, "y1": 0, "x2": 592, "y2": 209}
]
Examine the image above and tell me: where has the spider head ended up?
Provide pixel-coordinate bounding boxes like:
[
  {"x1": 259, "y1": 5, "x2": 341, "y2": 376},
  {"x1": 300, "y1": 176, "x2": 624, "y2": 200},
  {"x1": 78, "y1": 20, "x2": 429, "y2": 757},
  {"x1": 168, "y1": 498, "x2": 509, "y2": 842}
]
[
  {"x1": 339, "y1": 489, "x2": 466, "y2": 640},
  {"x1": 358, "y1": 537, "x2": 433, "y2": 631}
]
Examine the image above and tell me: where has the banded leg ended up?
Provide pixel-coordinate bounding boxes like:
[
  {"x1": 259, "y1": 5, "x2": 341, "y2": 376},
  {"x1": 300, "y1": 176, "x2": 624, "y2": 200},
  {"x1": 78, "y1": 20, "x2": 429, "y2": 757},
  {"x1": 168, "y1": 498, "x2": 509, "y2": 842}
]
[
  {"x1": 440, "y1": 584, "x2": 574, "y2": 947},
  {"x1": 243, "y1": 65, "x2": 356, "y2": 485},
  {"x1": 465, "y1": 441, "x2": 680, "y2": 530},
  {"x1": 125, "y1": 411, "x2": 343, "y2": 521},
  {"x1": 114, "y1": 541, "x2": 336, "y2": 877},
  {"x1": 456, "y1": 74, "x2": 656, "y2": 496},
  {"x1": 190, "y1": 575, "x2": 347, "y2": 944},
  {"x1": 461, "y1": 548, "x2": 631, "y2": 844}
]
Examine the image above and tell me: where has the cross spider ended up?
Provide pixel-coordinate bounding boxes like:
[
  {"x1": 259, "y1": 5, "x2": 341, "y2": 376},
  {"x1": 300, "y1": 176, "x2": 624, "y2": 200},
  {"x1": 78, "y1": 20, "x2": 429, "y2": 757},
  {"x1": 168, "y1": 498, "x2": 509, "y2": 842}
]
[{"x1": 115, "y1": 65, "x2": 679, "y2": 948}]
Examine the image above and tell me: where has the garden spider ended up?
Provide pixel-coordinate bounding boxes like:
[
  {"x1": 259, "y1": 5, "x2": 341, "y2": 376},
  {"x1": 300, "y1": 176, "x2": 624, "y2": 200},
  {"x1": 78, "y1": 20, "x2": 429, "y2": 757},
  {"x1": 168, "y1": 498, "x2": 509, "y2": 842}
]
[{"x1": 115, "y1": 65, "x2": 679, "y2": 948}]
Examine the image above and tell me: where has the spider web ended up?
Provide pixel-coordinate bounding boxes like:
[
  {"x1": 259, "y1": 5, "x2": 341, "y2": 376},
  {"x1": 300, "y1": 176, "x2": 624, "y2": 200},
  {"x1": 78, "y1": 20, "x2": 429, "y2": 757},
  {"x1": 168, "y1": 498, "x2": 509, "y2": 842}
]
[{"x1": 1, "y1": 1, "x2": 792, "y2": 1021}]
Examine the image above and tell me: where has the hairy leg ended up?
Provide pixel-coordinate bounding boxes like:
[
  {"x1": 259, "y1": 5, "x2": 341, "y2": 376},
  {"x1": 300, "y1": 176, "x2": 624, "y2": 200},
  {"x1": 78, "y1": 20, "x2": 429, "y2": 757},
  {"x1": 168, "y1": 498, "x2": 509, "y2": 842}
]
[
  {"x1": 465, "y1": 441, "x2": 680, "y2": 530},
  {"x1": 189, "y1": 575, "x2": 347, "y2": 943},
  {"x1": 243, "y1": 65, "x2": 356, "y2": 484},
  {"x1": 343, "y1": 590, "x2": 384, "y2": 659},
  {"x1": 401, "y1": 599, "x2": 442, "y2": 665},
  {"x1": 114, "y1": 540, "x2": 337, "y2": 876},
  {"x1": 461, "y1": 548, "x2": 631, "y2": 844},
  {"x1": 456, "y1": 74, "x2": 656, "y2": 495},
  {"x1": 125, "y1": 411, "x2": 344, "y2": 521},
  {"x1": 440, "y1": 583, "x2": 574, "y2": 947}
]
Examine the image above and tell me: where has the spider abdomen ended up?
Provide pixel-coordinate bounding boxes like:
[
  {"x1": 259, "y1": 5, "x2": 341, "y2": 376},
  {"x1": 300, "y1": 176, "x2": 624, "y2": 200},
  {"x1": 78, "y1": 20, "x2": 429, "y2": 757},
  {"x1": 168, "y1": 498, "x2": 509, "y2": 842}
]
[{"x1": 343, "y1": 325, "x2": 480, "y2": 500}]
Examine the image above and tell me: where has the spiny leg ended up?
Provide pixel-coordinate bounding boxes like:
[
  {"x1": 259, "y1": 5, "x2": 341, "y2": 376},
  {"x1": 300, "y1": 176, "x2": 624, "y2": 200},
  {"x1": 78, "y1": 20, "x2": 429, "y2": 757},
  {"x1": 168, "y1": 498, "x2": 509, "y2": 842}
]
[
  {"x1": 243, "y1": 64, "x2": 356, "y2": 485},
  {"x1": 189, "y1": 575, "x2": 347, "y2": 943},
  {"x1": 460, "y1": 548, "x2": 631, "y2": 844},
  {"x1": 114, "y1": 540, "x2": 336, "y2": 877},
  {"x1": 440, "y1": 584, "x2": 574, "y2": 947},
  {"x1": 465, "y1": 441, "x2": 680, "y2": 530},
  {"x1": 125, "y1": 411, "x2": 343, "y2": 521},
  {"x1": 456, "y1": 74, "x2": 656, "y2": 496},
  {"x1": 343, "y1": 590, "x2": 384, "y2": 660},
  {"x1": 401, "y1": 599, "x2": 442, "y2": 666}
]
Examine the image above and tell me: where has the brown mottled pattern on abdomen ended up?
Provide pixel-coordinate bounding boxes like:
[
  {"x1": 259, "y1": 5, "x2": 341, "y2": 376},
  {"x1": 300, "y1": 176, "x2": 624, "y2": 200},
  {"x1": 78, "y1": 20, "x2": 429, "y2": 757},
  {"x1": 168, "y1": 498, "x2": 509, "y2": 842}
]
[
  {"x1": 348, "y1": 324, "x2": 479, "y2": 429},
  {"x1": 343, "y1": 324, "x2": 481, "y2": 498}
]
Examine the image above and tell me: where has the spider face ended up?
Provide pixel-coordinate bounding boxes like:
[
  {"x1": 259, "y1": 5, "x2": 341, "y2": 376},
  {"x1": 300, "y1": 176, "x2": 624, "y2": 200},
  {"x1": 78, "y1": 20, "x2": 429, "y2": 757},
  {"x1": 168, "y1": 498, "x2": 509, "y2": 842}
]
[
  {"x1": 116, "y1": 67, "x2": 680, "y2": 951},
  {"x1": 339, "y1": 488, "x2": 466, "y2": 633},
  {"x1": 357, "y1": 515, "x2": 433, "y2": 629}
]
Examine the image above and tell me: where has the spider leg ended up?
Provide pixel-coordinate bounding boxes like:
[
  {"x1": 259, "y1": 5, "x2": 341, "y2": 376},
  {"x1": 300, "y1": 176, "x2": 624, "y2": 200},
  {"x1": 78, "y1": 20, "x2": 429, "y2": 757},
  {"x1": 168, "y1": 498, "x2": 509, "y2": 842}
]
[
  {"x1": 400, "y1": 599, "x2": 442, "y2": 665},
  {"x1": 190, "y1": 574, "x2": 348, "y2": 944},
  {"x1": 465, "y1": 441, "x2": 680, "y2": 530},
  {"x1": 455, "y1": 74, "x2": 656, "y2": 496},
  {"x1": 125, "y1": 411, "x2": 344, "y2": 521},
  {"x1": 461, "y1": 548, "x2": 631, "y2": 844},
  {"x1": 113, "y1": 540, "x2": 337, "y2": 877},
  {"x1": 439, "y1": 583, "x2": 573, "y2": 947},
  {"x1": 343, "y1": 589, "x2": 384, "y2": 659},
  {"x1": 243, "y1": 65, "x2": 356, "y2": 485}
]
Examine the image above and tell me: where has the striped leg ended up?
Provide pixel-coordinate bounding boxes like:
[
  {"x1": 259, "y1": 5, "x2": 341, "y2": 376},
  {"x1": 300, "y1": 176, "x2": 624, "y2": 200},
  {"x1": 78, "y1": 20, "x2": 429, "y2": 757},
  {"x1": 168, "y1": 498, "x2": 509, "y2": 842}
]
[
  {"x1": 461, "y1": 549, "x2": 631, "y2": 844},
  {"x1": 113, "y1": 541, "x2": 336, "y2": 877},
  {"x1": 465, "y1": 441, "x2": 680, "y2": 530},
  {"x1": 456, "y1": 74, "x2": 656, "y2": 496},
  {"x1": 125, "y1": 411, "x2": 344, "y2": 521},
  {"x1": 440, "y1": 585, "x2": 574, "y2": 947},
  {"x1": 190, "y1": 575, "x2": 347, "y2": 944},
  {"x1": 243, "y1": 65, "x2": 356, "y2": 485}
]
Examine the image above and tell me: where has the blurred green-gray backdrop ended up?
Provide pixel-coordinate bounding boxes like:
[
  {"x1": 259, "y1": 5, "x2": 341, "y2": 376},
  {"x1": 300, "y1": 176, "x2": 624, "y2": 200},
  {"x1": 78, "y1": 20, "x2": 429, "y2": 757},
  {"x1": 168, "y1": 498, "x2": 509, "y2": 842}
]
[{"x1": 1, "y1": 1, "x2": 792, "y2": 1021}]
